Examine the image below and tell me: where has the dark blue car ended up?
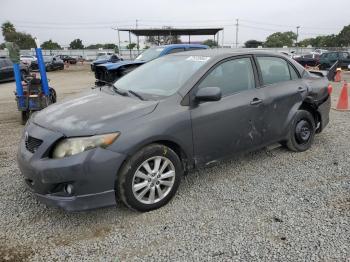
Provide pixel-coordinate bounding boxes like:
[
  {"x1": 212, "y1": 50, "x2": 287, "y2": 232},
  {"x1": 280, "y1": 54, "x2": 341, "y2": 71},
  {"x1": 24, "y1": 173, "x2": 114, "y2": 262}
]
[
  {"x1": 90, "y1": 54, "x2": 122, "y2": 71},
  {"x1": 94, "y1": 44, "x2": 208, "y2": 85}
]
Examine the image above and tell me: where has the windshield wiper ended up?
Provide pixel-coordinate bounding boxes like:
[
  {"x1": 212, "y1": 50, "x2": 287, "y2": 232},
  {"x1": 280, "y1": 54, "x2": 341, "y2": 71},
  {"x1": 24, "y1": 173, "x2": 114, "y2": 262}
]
[
  {"x1": 128, "y1": 90, "x2": 145, "y2": 100},
  {"x1": 112, "y1": 86, "x2": 129, "y2": 96}
]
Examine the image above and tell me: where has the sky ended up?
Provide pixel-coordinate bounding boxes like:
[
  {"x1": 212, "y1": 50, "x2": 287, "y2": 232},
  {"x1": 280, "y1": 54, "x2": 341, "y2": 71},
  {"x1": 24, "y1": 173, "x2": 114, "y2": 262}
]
[{"x1": 1, "y1": 0, "x2": 349, "y2": 47}]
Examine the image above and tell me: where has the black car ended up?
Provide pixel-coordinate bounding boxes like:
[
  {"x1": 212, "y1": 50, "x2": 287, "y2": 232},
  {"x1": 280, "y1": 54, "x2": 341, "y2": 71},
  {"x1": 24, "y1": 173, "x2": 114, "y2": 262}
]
[
  {"x1": 18, "y1": 50, "x2": 331, "y2": 212},
  {"x1": 294, "y1": 53, "x2": 320, "y2": 67},
  {"x1": 91, "y1": 54, "x2": 122, "y2": 71},
  {"x1": 319, "y1": 51, "x2": 350, "y2": 70},
  {"x1": 0, "y1": 57, "x2": 29, "y2": 82},
  {"x1": 56, "y1": 55, "x2": 77, "y2": 64},
  {"x1": 30, "y1": 56, "x2": 64, "y2": 71}
]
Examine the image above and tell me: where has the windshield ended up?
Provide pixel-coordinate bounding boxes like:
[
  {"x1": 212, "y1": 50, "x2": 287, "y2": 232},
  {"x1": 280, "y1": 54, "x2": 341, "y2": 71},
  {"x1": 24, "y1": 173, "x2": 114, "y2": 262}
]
[
  {"x1": 113, "y1": 55, "x2": 211, "y2": 97},
  {"x1": 135, "y1": 47, "x2": 164, "y2": 62},
  {"x1": 43, "y1": 56, "x2": 52, "y2": 62},
  {"x1": 96, "y1": 55, "x2": 110, "y2": 60}
]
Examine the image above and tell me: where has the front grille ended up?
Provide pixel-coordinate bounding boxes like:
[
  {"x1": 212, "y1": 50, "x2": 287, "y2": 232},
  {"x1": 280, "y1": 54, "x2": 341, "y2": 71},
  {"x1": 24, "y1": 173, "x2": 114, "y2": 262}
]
[{"x1": 25, "y1": 135, "x2": 43, "y2": 153}]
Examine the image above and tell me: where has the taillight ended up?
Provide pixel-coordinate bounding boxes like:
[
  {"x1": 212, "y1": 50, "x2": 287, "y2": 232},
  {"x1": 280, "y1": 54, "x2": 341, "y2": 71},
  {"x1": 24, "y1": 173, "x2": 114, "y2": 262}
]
[{"x1": 327, "y1": 84, "x2": 333, "y2": 95}]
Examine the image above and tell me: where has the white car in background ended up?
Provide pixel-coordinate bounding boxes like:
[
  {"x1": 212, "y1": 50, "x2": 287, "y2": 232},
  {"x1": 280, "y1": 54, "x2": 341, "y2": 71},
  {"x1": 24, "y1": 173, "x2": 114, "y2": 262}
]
[{"x1": 20, "y1": 55, "x2": 37, "y2": 65}]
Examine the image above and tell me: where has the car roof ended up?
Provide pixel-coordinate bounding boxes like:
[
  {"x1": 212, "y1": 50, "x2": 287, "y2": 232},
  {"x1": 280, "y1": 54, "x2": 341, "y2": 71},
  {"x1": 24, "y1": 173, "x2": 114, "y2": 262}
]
[
  {"x1": 171, "y1": 48, "x2": 290, "y2": 59},
  {"x1": 158, "y1": 44, "x2": 208, "y2": 49}
]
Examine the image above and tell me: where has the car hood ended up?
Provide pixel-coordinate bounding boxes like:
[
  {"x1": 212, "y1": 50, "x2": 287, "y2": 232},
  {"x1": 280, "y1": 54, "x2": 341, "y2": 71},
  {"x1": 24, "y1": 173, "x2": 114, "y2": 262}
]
[
  {"x1": 32, "y1": 89, "x2": 158, "y2": 137},
  {"x1": 92, "y1": 58, "x2": 110, "y2": 65},
  {"x1": 98, "y1": 60, "x2": 145, "y2": 70}
]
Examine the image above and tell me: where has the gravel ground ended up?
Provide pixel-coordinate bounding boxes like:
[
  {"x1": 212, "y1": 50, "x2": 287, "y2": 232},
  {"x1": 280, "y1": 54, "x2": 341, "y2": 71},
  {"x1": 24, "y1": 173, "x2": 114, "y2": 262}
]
[{"x1": 0, "y1": 65, "x2": 349, "y2": 261}]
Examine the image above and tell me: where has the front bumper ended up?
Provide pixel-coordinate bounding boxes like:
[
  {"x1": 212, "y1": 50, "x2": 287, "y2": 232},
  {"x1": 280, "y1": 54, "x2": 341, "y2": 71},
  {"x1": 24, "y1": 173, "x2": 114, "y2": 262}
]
[{"x1": 17, "y1": 122, "x2": 126, "y2": 211}]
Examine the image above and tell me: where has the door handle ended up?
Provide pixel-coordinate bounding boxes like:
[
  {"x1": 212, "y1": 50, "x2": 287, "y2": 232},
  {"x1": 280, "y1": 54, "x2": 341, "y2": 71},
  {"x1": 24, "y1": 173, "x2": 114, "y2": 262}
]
[
  {"x1": 298, "y1": 86, "x2": 306, "y2": 93},
  {"x1": 250, "y1": 98, "x2": 263, "y2": 105}
]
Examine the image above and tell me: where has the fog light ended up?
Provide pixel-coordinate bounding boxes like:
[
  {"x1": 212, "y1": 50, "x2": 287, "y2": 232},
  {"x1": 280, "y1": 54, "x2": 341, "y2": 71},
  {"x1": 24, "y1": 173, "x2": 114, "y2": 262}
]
[{"x1": 64, "y1": 184, "x2": 74, "y2": 195}]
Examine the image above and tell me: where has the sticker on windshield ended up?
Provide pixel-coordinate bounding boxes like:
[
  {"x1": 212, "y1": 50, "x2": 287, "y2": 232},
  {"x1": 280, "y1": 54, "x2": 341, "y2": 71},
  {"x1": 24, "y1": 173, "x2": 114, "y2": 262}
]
[{"x1": 186, "y1": 56, "x2": 210, "y2": 62}]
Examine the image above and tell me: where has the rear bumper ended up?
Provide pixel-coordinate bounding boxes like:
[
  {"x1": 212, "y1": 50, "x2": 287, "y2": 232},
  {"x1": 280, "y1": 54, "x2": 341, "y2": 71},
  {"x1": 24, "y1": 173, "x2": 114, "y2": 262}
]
[{"x1": 317, "y1": 95, "x2": 331, "y2": 132}]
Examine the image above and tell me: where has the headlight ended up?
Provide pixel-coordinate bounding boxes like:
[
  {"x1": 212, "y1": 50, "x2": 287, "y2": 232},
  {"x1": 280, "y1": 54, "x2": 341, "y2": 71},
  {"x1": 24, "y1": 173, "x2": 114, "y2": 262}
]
[{"x1": 52, "y1": 132, "x2": 120, "y2": 159}]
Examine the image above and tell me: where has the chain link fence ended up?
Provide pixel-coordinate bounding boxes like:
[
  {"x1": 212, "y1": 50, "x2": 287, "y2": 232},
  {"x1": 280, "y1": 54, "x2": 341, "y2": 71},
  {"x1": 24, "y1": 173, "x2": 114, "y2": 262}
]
[{"x1": 1, "y1": 47, "x2": 349, "y2": 61}]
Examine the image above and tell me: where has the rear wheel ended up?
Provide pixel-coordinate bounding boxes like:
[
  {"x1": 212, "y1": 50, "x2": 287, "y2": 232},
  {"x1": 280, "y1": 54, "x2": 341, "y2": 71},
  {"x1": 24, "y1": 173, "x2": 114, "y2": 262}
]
[
  {"x1": 117, "y1": 144, "x2": 183, "y2": 212},
  {"x1": 286, "y1": 110, "x2": 315, "y2": 152}
]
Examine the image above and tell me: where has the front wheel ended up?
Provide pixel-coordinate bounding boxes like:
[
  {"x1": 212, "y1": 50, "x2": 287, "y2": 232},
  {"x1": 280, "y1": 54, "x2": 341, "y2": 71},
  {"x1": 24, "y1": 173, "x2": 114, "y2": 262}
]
[
  {"x1": 286, "y1": 110, "x2": 315, "y2": 152},
  {"x1": 21, "y1": 111, "x2": 29, "y2": 125},
  {"x1": 117, "y1": 144, "x2": 183, "y2": 212}
]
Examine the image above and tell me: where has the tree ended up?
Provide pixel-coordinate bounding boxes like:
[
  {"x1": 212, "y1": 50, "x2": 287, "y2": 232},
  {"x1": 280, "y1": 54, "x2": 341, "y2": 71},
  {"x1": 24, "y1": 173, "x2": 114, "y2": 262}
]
[
  {"x1": 1, "y1": 21, "x2": 15, "y2": 36},
  {"x1": 103, "y1": 43, "x2": 117, "y2": 49},
  {"x1": 337, "y1": 24, "x2": 350, "y2": 46},
  {"x1": 69, "y1": 38, "x2": 84, "y2": 49},
  {"x1": 41, "y1": 39, "x2": 61, "y2": 50},
  {"x1": 244, "y1": 39, "x2": 263, "y2": 48},
  {"x1": 265, "y1": 31, "x2": 297, "y2": 47},
  {"x1": 1, "y1": 21, "x2": 36, "y2": 49},
  {"x1": 0, "y1": 43, "x2": 5, "y2": 49},
  {"x1": 202, "y1": 39, "x2": 218, "y2": 48},
  {"x1": 126, "y1": 43, "x2": 137, "y2": 50}
]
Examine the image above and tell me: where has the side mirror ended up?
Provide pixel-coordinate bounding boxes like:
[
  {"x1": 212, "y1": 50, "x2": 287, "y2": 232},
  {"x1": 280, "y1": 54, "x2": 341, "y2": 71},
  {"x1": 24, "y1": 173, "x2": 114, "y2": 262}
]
[{"x1": 195, "y1": 86, "x2": 221, "y2": 102}]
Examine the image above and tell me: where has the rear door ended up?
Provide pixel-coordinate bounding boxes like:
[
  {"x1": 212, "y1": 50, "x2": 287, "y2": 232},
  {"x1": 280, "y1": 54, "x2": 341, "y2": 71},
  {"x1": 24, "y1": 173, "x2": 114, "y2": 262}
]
[
  {"x1": 255, "y1": 55, "x2": 306, "y2": 144},
  {"x1": 190, "y1": 56, "x2": 265, "y2": 165}
]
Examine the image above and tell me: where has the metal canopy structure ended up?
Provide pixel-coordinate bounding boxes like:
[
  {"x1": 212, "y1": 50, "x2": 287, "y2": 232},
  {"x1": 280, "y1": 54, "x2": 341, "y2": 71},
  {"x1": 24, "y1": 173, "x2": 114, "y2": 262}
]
[
  {"x1": 116, "y1": 27, "x2": 224, "y2": 58},
  {"x1": 118, "y1": 28, "x2": 223, "y2": 37}
]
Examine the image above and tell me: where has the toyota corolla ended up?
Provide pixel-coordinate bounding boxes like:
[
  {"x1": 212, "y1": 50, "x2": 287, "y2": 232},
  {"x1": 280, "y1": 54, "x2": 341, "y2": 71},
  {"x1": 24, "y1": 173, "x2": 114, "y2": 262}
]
[{"x1": 17, "y1": 50, "x2": 331, "y2": 212}]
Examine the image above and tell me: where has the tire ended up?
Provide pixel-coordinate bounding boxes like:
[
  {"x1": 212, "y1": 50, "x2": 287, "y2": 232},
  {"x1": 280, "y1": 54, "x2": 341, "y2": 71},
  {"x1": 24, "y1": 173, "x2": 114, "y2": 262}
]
[
  {"x1": 117, "y1": 144, "x2": 183, "y2": 212},
  {"x1": 286, "y1": 110, "x2": 315, "y2": 152},
  {"x1": 49, "y1": 88, "x2": 57, "y2": 103},
  {"x1": 21, "y1": 111, "x2": 29, "y2": 125}
]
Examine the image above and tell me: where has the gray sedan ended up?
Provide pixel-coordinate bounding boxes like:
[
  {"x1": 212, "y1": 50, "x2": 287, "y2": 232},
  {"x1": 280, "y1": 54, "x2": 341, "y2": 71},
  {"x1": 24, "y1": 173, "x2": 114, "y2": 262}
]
[{"x1": 17, "y1": 49, "x2": 331, "y2": 212}]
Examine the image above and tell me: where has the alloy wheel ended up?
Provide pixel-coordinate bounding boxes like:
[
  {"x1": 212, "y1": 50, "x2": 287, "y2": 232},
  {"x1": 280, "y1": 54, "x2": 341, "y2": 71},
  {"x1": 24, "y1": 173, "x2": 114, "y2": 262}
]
[{"x1": 132, "y1": 156, "x2": 176, "y2": 205}]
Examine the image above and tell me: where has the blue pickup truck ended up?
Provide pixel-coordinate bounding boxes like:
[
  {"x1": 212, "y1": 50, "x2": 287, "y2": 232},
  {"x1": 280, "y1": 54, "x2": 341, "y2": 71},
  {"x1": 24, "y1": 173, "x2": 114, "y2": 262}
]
[{"x1": 94, "y1": 44, "x2": 208, "y2": 85}]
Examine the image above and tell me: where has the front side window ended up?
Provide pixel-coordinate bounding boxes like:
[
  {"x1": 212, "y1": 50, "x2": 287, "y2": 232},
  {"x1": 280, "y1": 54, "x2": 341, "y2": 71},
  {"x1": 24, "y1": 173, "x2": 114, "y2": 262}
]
[
  {"x1": 257, "y1": 56, "x2": 291, "y2": 85},
  {"x1": 198, "y1": 57, "x2": 255, "y2": 96}
]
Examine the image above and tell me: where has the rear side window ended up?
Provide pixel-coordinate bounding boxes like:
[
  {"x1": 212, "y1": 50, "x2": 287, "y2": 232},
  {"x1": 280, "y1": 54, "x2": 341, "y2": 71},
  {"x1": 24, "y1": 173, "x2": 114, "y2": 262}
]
[
  {"x1": 167, "y1": 48, "x2": 185, "y2": 54},
  {"x1": 340, "y1": 52, "x2": 350, "y2": 59},
  {"x1": 328, "y1": 53, "x2": 338, "y2": 60},
  {"x1": 198, "y1": 57, "x2": 255, "y2": 97},
  {"x1": 257, "y1": 57, "x2": 291, "y2": 85}
]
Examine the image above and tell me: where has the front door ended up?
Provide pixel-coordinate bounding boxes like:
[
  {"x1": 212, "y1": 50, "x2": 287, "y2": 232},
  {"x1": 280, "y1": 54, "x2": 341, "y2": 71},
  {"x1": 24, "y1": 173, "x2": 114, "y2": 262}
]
[{"x1": 190, "y1": 56, "x2": 265, "y2": 165}]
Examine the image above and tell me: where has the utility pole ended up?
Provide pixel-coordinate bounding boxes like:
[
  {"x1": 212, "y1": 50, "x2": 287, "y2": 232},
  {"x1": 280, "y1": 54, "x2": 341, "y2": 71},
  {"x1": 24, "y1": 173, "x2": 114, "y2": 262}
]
[
  {"x1": 136, "y1": 19, "x2": 140, "y2": 55},
  {"x1": 296, "y1": 26, "x2": 300, "y2": 46},
  {"x1": 235, "y1": 19, "x2": 239, "y2": 48},
  {"x1": 111, "y1": 27, "x2": 121, "y2": 55},
  {"x1": 296, "y1": 26, "x2": 300, "y2": 54},
  {"x1": 222, "y1": 29, "x2": 224, "y2": 48}
]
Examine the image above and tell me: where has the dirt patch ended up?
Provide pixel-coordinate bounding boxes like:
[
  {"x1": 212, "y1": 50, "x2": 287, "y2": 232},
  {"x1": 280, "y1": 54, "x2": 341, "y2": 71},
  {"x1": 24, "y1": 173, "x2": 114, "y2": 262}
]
[
  {"x1": 51, "y1": 225, "x2": 112, "y2": 247},
  {"x1": 0, "y1": 244, "x2": 34, "y2": 262}
]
